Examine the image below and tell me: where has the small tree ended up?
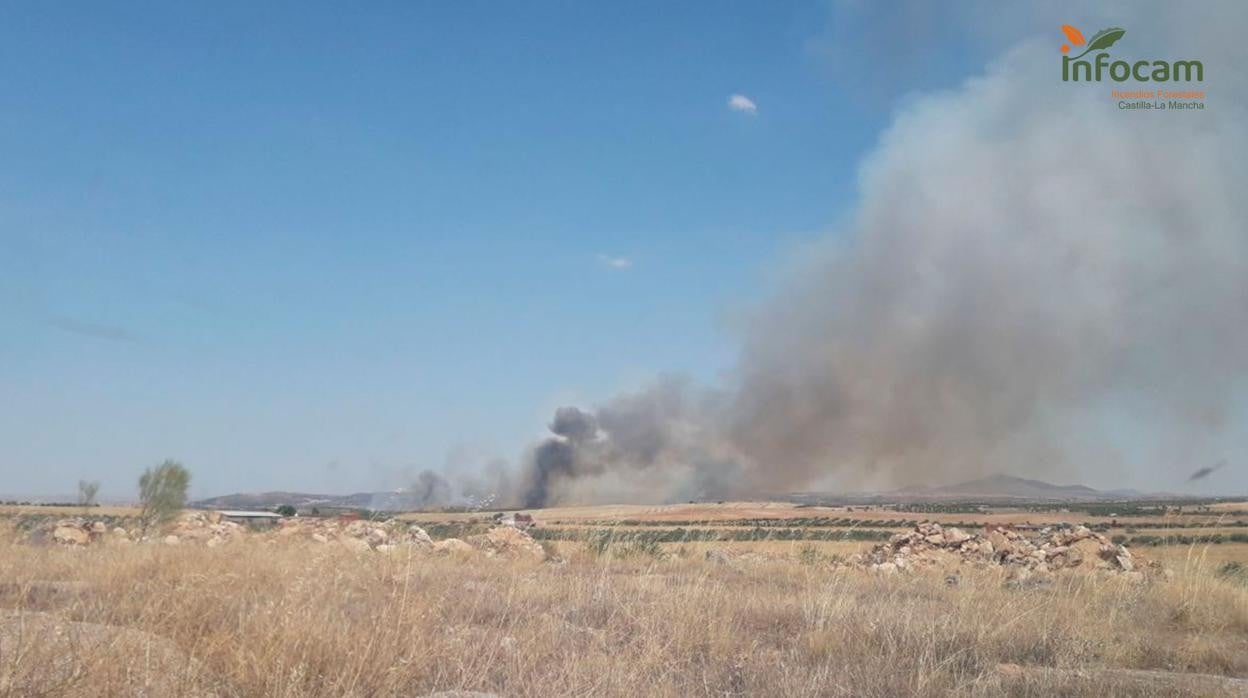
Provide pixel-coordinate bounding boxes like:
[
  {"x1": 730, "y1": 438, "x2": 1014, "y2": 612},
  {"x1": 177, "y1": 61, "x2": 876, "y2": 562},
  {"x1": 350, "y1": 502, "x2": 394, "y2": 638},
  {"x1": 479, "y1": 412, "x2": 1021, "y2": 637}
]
[
  {"x1": 138, "y1": 460, "x2": 191, "y2": 533},
  {"x1": 275, "y1": 504, "x2": 297, "y2": 517},
  {"x1": 77, "y1": 479, "x2": 100, "y2": 514}
]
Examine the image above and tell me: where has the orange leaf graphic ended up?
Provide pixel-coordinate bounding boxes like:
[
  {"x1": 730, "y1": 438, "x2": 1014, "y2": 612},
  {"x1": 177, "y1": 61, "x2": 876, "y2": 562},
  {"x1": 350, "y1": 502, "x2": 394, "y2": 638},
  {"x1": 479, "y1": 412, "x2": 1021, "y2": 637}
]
[{"x1": 1061, "y1": 24, "x2": 1086, "y2": 46}]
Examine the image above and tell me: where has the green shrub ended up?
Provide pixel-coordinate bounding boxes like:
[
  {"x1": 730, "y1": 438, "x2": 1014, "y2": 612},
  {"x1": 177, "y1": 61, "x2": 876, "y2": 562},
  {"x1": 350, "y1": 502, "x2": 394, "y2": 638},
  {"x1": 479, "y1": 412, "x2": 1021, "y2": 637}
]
[
  {"x1": 138, "y1": 460, "x2": 190, "y2": 533},
  {"x1": 619, "y1": 539, "x2": 664, "y2": 559}
]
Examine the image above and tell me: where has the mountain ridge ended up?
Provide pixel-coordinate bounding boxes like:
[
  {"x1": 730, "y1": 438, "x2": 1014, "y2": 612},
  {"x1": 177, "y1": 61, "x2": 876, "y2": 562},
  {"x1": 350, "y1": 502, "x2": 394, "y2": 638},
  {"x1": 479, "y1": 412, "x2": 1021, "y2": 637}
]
[
  {"x1": 194, "y1": 474, "x2": 1175, "y2": 512},
  {"x1": 890, "y1": 474, "x2": 1146, "y2": 500}
]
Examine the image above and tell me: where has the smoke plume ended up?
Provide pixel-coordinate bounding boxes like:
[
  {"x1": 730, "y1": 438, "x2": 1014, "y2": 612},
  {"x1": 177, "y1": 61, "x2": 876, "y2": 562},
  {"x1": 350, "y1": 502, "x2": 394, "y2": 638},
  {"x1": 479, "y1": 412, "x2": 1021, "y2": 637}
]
[
  {"x1": 1188, "y1": 460, "x2": 1227, "y2": 483},
  {"x1": 411, "y1": 470, "x2": 451, "y2": 506},
  {"x1": 515, "y1": 13, "x2": 1248, "y2": 507}
]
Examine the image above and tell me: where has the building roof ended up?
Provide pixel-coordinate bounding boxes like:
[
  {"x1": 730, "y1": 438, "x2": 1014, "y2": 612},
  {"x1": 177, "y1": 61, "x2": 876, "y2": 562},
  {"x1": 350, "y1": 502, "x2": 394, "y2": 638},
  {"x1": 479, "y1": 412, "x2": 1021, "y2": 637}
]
[{"x1": 215, "y1": 510, "x2": 284, "y2": 518}]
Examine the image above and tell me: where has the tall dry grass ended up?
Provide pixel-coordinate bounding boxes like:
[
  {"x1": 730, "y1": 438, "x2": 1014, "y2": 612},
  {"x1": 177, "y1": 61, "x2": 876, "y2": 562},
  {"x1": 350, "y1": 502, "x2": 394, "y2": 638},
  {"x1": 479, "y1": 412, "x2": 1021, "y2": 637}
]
[{"x1": 0, "y1": 534, "x2": 1246, "y2": 697}]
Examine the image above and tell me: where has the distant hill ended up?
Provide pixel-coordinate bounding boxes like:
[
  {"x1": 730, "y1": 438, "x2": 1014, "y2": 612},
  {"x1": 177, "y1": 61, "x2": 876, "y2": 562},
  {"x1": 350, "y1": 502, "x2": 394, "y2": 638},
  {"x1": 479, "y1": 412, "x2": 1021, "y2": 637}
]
[
  {"x1": 192, "y1": 490, "x2": 431, "y2": 512},
  {"x1": 199, "y1": 474, "x2": 1165, "y2": 512},
  {"x1": 892, "y1": 474, "x2": 1144, "y2": 501}
]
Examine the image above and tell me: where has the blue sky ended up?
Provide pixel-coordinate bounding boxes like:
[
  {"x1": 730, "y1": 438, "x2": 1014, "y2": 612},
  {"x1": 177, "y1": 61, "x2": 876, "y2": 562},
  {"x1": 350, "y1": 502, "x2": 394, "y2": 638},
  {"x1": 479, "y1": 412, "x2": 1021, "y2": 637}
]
[{"x1": 1, "y1": 3, "x2": 1008, "y2": 498}]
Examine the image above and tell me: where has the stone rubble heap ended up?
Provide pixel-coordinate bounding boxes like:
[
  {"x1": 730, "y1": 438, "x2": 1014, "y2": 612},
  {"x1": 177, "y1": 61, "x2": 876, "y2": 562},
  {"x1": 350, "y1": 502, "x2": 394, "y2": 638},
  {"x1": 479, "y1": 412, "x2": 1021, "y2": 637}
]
[
  {"x1": 464, "y1": 524, "x2": 547, "y2": 560},
  {"x1": 271, "y1": 515, "x2": 435, "y2": 553},
  {"x1": 858, "y1": 522, "x2": 1151, "y2": 579},
  {"x1": 34, "y1": 513, "x2": 246, "y2": 547},
  {"x1": 32, "y1": 512, "x2": 547, "y2": 561},
  {"x1": 50, "y1": 520, "x2": 102, "y2": 546},
  {"x1": 169, "y1": 511, "x2": 247, "y2": 547}
]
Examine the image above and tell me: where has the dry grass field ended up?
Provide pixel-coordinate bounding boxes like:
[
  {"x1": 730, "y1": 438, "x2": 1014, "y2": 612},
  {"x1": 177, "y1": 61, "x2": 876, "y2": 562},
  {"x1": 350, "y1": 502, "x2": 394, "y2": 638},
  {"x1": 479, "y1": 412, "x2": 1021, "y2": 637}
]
[
  {"x1": 1, "y1": 502, "x2": 1247, "y2": 696},
  {"x1": 0, "y1": 504, "x2": 143, "y2": 518}
]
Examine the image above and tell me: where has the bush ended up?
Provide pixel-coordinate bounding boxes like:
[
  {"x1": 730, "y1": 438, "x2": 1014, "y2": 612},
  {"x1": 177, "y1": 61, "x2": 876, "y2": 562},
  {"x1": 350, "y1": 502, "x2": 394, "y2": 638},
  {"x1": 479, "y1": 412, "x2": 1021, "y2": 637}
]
[
  {"x1": 77, "y1": 480, "x2": 100, "y2": 512},
  {"x1": 138, "y1": 460, "x2": 191, "y2": 533}
]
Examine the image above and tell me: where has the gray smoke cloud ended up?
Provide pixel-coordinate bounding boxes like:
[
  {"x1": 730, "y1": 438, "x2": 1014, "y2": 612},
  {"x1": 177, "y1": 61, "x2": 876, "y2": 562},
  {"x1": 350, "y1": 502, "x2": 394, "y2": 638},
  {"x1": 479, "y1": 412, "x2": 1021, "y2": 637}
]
[
  {"x1": 454, "y1": 457, "x2": 515, "y2": 509},
  {"x1": 514, "y1": 7, "x2": 1248, "y2": 507},
  {"x1": 520, "y1": 383, "x2": 744, "y2": 507},
  {"x1": 411, "y1": 469, "x2": 451, "y2": 506}
]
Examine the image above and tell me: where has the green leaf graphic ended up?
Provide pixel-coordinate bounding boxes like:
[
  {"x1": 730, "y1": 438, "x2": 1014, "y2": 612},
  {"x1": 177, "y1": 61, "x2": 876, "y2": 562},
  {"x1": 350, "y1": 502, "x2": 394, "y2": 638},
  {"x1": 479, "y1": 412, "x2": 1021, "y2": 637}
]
[
  {"x1": 1087, "y1": 27, "x2": 1126, "y2": 51},
  {"x1": 1072, "y1": 27, "x2": 1126, "y2": 59}
]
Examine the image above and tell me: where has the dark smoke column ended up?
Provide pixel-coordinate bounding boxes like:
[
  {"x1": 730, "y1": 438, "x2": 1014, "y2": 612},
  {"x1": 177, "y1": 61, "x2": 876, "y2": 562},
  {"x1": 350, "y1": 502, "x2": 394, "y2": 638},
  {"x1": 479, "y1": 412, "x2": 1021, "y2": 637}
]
[{"x1": 521, "y1": 407, "x2": 599, "y2": 508}]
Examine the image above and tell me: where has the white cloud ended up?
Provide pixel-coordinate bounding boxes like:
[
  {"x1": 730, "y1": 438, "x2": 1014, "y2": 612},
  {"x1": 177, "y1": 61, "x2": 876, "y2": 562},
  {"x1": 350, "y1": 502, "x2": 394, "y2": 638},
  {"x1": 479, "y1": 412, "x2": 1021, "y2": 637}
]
[
  {"x1": 727, "y1": 93, "x2": 757, "y2": 115},
  {"x1": 597, "y1": 254, "x2": 633, "y2": 270}
]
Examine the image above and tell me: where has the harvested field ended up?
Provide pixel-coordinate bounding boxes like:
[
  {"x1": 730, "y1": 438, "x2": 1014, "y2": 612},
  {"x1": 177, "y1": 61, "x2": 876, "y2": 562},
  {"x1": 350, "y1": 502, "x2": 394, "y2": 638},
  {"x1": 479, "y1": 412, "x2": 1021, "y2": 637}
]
[
  {"x1": 0, "y1": 505, "x2": 143, "y2": 518},
  {"x1": 400, "y1": 499, "x2": 1248, "y2": 558}
]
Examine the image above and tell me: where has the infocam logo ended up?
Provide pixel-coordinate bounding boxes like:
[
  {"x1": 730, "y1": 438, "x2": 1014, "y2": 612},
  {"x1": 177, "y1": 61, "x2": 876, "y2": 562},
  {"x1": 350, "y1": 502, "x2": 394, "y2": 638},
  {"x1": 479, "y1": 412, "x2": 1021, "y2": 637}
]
[{"x1": 1060, "y1": 25, "x2": 1203, "y2": 82}]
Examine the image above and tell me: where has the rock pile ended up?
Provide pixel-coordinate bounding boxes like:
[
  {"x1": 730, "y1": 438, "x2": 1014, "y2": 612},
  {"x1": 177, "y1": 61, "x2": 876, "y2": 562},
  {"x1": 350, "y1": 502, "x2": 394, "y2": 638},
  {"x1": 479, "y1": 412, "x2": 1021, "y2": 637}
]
[
  {"x1": 271, "y1": 518, "x2": 545, "y2": 560},
  {"x1": 273, "y1": 517, "x2": 436, "y2": 552},
  {"x1": 51, "y1": 523, "x2": 91, "y2": 546},
  {"x1": 432, "y1": 538, "x2": 475, "y2": 554},
  {"x1": 39, "y1": 518, "x2": 118, "y2": 546},
  {"x1": 858, "y1": 522, "x2": 1149, "y2": 579},
  {"x1": 36, "y1": 513, "x2": 238, "y2": 546},
  {"x1": 24, "y1": 512, "x2": 549, "y2": 561},
  {"x1": 466, "y1": 526, "x2": 547, "y2": 561},
  {"x1": 31, "y1": 512, "x2": 441, "y2": 552},
  {"x1": 168, "y1": 511, "x2": 246, "y2": 546}
]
